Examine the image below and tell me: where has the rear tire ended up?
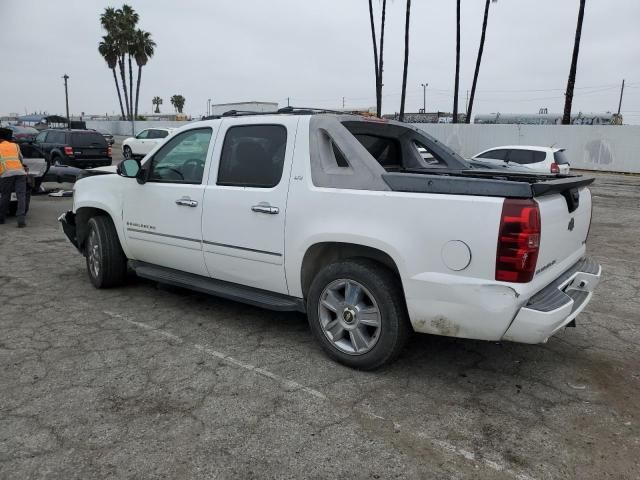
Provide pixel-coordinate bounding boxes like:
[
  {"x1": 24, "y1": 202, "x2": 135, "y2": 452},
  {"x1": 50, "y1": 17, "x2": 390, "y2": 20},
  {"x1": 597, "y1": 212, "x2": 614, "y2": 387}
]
[
  {"x1": 85, "y1": 216, "x2": 127, "y2": 288},
  {"x1": 307, "y1": 259, "x2": 410, "y2": 370}
]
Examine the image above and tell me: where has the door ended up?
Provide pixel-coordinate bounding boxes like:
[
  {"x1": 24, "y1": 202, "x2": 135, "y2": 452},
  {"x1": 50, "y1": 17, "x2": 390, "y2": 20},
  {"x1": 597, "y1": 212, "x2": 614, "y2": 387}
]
[
  {"x1": 474, "y1": 148, "x2": 509, "y2": 167},
  {"x1": 123, "y1": 126, "x2": 217, "y2": 276},
  {"x1": 131, "y1": 129, "x2": 152, "y2": 156},
  {"x1": 146, "y1": 129, "x2": 169, "y2": 152},
  {"x1": 34, "y1": 131, "x2": 48, "y2": 158},
  {"x1": 201, "y1": 118, "x2": 299, "y2": 294}
]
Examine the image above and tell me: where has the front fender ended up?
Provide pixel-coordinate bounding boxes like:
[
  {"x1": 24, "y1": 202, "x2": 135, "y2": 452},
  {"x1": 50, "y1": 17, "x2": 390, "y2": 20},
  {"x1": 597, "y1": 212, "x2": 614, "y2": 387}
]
[{"x1": 72, "y1": 176, "x2": 130, "y2": 257}]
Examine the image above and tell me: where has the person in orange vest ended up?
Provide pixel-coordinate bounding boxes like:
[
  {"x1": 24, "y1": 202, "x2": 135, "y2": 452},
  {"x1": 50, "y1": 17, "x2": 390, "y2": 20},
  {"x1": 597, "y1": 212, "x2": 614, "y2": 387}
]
[{"x1": 0, "y1": 127, "x2": 28, "y2": 227}]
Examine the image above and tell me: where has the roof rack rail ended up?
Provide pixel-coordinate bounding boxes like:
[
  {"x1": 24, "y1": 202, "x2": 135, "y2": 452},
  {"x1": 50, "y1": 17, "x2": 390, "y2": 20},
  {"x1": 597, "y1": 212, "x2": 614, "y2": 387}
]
[{"x1": 201, "y1": 107, "x2": 369, "y2": 120}]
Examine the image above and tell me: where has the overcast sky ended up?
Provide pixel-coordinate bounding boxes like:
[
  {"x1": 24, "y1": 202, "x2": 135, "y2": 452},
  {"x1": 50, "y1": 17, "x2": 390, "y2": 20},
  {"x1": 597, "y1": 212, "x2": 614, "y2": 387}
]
[{"x1": 1, "y1": 0, "x2": 639, "y2": 123}]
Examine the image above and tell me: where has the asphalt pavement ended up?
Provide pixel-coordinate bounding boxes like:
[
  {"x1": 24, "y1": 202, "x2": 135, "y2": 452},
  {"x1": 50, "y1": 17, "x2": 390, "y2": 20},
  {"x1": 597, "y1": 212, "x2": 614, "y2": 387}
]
[{"x1": 0, "y1": 172, "x2": 638, "y2": 479}]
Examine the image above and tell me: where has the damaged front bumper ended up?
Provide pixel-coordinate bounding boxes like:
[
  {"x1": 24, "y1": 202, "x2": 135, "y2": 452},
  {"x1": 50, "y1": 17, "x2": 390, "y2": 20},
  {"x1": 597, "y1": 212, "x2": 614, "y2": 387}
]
[
  {"x1": 58, "y1": 210, "x2": 80, "y2": 251},
  {"x1": 502, "y1": 257, "x2": 602, "y2": 343}
]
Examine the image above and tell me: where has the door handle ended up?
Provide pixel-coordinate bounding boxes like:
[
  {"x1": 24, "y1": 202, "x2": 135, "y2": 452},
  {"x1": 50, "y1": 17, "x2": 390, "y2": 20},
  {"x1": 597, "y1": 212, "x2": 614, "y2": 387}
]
[
  {"x1": 251, "y1": 203, "x2": 279, "y2": 214},
  {"x1": 175, "y1": 197, "x2": 198, "y2": 207}
]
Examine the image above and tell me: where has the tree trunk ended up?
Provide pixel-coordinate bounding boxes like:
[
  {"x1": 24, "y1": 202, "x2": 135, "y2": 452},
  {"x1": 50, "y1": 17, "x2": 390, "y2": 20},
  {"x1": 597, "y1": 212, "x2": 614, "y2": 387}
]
[
  {"x1": 563, "y1": 0, "x2": 586, "y2": 125},
  {"x1": 128, "y1": 55, "x2": 134, "y2": 120},
  {"x1": 378, "y1": 0, "x2": 387, "y2": 117},
  {"x1": 368, "y1": 0, "x2": 380, "y2": 116},
  {"x1": 135, "y1": 65, "x2": 142, "y2": 119},
  {"x1": 399, "y1": 0, "x2": 411, "y2": 122},
  {"x1": 453, "y1": 0, "x2": 461, "y2": 123},
  {"x1": 118, "y1": 56, "x2": 130, "y2": 120},
  {"x1": 111, "y1": 68, "x2": 126, "y2": 119},
  {"x1": 466, "y1": 0, "x2": 491, "y2": 124}
]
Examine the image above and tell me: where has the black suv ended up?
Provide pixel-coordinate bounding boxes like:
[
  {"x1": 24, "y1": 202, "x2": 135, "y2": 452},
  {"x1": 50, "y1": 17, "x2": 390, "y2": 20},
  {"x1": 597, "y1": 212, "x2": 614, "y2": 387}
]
[{"x1": 33, "y1": 129, "x2": 112, "y2": 169}]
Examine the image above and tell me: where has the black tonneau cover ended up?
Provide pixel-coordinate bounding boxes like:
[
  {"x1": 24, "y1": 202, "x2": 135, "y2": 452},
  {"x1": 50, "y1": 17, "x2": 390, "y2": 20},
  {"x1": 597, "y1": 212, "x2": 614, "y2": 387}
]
[{"x1": 382, "y1": 170, "x2": 595, "y2": 199}]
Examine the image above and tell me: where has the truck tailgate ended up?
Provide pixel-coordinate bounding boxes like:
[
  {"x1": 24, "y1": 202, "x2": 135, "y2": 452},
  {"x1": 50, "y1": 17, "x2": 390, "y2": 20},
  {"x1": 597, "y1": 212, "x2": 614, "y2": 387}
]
[{"x1": 534, "y1": 187, "x2": 591, "y2": 279}]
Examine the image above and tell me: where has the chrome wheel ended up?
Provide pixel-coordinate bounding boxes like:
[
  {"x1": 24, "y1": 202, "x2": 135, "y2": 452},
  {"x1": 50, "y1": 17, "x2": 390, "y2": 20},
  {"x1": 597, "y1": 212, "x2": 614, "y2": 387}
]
[
  {"x1": 318, "y1": 279, "x2": 381, "y2": 355},
  {"x1": 87, "y1": 228, "x2": 101, "y2": 279}
]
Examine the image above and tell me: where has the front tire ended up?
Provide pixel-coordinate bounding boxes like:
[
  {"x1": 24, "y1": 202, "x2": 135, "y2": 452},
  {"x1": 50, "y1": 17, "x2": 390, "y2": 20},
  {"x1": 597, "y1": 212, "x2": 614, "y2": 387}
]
[
  {"x1": 85, "y1": 216, "x2": 127, "y2": 288},
  {"x1": 307, "y1": 259, "x2": 410, "y2": 370},
  {"x1": 123, "y1": 146, "x2": 132, "y2": 159}
]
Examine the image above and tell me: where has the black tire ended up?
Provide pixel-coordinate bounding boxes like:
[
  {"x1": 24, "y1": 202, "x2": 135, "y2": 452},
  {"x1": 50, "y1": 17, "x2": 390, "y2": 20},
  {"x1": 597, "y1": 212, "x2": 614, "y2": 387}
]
[
  {"x1": 85, "y1": 216, "x2": 127, "y2": 289},
  {"x1": 123, "y1": 146, "x2": 132, "y2": 159},
  {"x1": 306, "y1": 259, "x2": 410, "y2": 370}
]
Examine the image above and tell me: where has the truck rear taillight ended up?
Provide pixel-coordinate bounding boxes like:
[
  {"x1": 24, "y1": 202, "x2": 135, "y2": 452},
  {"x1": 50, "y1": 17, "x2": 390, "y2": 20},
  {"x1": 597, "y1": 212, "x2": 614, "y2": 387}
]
[
  {"x1": 495, "y1": 199, "x2": 541, "y2": 283},
  {"x1": 550, "y1": 162, "x2": 560, "y2": 174},
  {"x1": 107, "y1": 146, "x2": 112, "y2": 157},
  {"x1": 64, "y1": 146, "x2": 74, "y2": 156}
]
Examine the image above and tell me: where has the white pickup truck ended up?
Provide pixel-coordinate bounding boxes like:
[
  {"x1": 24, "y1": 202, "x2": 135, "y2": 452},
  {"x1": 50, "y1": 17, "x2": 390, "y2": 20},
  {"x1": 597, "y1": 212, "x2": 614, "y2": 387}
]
[{"x1": 60, "y1": 111, "x2": 601, "y2": 369}]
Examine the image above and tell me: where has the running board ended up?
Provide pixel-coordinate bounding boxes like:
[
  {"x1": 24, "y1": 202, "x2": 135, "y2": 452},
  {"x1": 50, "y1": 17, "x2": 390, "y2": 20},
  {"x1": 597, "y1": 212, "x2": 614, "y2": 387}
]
[{"x1": 129, "y1": 261, "x2": 306, "y2": 313}]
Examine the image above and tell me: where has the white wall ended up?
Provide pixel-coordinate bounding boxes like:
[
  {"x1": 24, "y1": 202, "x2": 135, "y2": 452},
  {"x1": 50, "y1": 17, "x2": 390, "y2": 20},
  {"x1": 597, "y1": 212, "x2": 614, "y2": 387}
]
[
  {"x1": 412, "y1": 124, "x2": 640, "y2": 174},
  {"x1": 86, "y1": 120, "x2": 192, "y2": 137}
]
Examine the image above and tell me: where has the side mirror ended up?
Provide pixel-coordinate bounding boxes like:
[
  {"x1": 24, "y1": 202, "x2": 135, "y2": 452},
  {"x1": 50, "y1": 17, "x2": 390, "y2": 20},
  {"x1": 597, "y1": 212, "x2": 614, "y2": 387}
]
[{"x1": 117, "y1": 159, "x2": 141, "y2": 178}]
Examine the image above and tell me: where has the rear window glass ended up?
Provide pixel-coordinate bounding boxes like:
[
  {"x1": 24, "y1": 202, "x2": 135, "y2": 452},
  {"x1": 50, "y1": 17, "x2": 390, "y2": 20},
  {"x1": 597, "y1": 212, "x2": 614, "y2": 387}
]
[
  {"x1": 71, "y1": 132, "x2": 107, "y2": 147},
  {"x1": 353, "y1": 134, "x2": 402, "y2": 168},
  {"x1": 217, "y1": 125, "x2": 287, "y2": 188},
  {"x1": 508, "y1": 149, "x2": 546, "y2": 164},
  {"x1": 554, "y1": 151, "x2": 570, "y2": 164}
]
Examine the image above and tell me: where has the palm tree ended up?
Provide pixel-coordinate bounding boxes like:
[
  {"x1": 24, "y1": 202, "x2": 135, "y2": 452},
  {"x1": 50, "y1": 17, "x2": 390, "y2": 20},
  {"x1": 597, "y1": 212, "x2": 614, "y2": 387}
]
[
  {"x1": 367, "y1": 0, "x2": 380, "y2": 115},
  {"x1": 99, "y1": 4, "x2": 142, "y2": 120},
  {"x1": 132, "y1": 29, "x2": 156, "y2": 119},
  {"x1": 453, "y1": 0, "x2": 461, "y2": 123},
  {"x1": 378, "y1": 0, "x2": 387, "y2": 117},
  {"x1": 100, "y1": 7, "x2": 129, "y2": 119},
  {"x1": 399, "y1": 0, "x2": 412, "y2": 122},
  {"x1": 563, "y1": 0, "x2": 586, "y2": 124},
  {"x1": 367, "y1": 0, "x2": 388, "y2": 117},
  {"x1": 98, "y1": 35, "x2": 126, "y2": 119},
  {"x1": 170, "y1": 95, "x2": 186, "y2": 114},
  {"x1": 119, "y1": 5, "x2": 139, "y2": 119},
  {"x1": 466, "y1": 0, "x2": 496, "y2": 124},
  {"x1": 152, "y1": 96, "x2": 163, "y2": 114}
]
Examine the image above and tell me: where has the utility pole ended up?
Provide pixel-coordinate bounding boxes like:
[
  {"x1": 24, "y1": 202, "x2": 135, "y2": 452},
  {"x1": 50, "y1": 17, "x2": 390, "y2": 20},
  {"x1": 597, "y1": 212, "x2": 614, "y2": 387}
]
[
  {"x1": 617, "y1": 79, "x2": 625, "y2": 116},
  {"x1": 342, "y1": 96, "x2": 345, "y2": 109},
  {"x1": 287, "y1": 97, "x2": 290, "y2": 107},
  {"x1": 62, "y1": 74, "x2": 70, "y2": 129},
  {"x1": 421, "y1": 83, "x2": 428, "y2": 113},
  {"x1": 465, "y1": 89, "x2": 469, "y2": 115}
]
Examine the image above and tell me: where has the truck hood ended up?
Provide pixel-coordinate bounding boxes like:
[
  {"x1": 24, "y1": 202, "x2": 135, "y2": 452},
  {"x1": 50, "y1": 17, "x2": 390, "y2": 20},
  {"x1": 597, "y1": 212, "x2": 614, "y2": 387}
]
[{"x1": 88, "y1": 165, "x2": 118, "y2": 174}]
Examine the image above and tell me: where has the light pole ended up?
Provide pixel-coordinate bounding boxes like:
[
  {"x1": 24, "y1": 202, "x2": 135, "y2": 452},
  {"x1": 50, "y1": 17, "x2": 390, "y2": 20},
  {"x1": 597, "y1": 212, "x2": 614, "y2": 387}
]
[
  {"x1": 420, "y1": 83, "x2": 428, "y2": 114},
  {"x1": 207, "y1": 98, "x2": 211, "y2": 116},
  {"x1": 62, "y1": 74, "x2": 70, "y2": 128}
]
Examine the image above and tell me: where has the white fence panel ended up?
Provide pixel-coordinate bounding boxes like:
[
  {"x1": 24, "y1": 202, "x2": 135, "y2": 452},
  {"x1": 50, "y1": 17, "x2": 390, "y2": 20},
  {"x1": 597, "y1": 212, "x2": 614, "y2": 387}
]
[{"x1": 412, "y1": 124, "x2": 640, "y2": 173}]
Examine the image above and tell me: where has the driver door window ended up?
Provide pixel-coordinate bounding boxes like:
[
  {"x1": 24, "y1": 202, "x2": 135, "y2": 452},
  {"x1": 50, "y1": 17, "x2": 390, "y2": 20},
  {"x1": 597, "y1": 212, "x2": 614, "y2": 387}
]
[
  {"x1": 136, "y1": 130, "x2": 151, "y2": 139},
  {"x1": 148, "y1": 128, "x2": 212, "y2": 184}
]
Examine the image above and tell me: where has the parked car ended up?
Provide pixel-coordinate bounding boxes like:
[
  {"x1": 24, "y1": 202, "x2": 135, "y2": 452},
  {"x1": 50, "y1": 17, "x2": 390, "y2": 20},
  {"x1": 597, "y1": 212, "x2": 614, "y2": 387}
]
[
  {"x1": 472, "y1": 146, "x2": 570, "y2": 174},
  {"x1": 60, "y1": 112, "x2": 601, "y2": 370},
  {"x1": 122, "y1": 128, "x2": 173, "y2": 159},
  {"x1": 33, "y1": 129, "x2": 112, "y2": 169},
  {"x1": 5, "y1": 124, "x2": 38, "y2": 143}
]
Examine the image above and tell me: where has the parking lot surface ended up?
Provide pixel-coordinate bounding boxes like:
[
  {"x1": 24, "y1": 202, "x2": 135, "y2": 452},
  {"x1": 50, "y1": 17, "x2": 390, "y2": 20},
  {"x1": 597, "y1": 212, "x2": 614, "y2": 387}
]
[{"x1": 1, "y1": 172, "x2": 639, "y2": 479}]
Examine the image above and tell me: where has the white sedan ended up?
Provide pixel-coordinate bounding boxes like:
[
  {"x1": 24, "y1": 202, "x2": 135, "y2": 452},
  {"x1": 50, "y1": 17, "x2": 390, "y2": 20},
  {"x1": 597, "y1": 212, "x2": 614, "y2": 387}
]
[
  {"x1": 471, "y1": 145, "x2": 571, "y2": 174},
  {"x1": 122, "y1": 128, "x2": 173, "y2": 159}
]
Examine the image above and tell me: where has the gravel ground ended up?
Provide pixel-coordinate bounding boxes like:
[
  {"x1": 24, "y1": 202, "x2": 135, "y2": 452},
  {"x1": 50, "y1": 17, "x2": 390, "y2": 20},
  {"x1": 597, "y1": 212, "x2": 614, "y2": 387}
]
[{"x1": 0, "y1": 172, "x2": 638, "y2": 479}]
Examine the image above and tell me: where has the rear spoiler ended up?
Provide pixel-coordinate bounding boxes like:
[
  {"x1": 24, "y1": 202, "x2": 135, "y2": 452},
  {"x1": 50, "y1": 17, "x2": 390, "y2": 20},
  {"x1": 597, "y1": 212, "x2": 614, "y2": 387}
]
[{"x1": 382, "y1": 171, "x2": 595, "y2": 200}]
